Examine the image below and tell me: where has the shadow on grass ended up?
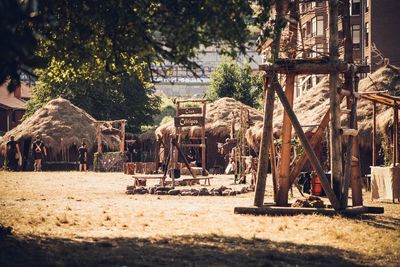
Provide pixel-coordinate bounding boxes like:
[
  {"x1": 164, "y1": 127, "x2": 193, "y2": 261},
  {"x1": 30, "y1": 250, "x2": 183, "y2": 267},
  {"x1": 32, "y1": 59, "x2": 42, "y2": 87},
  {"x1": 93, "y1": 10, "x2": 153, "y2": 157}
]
[
  {"x1": 356, "y1": 214, "x2": 400, "y2": 231},
  {"x1": 0, "y1": 232, "x2": 368, "y2": 267}
]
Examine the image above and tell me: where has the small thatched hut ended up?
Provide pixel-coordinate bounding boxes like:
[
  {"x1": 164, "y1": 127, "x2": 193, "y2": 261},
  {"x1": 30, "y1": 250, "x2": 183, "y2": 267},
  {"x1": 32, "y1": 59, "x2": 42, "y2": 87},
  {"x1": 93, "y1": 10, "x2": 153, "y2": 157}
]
[
  {"x1": 0, "y1": 97, "x2": 119, "y2": 169},
  {"x1": 246, "y1": 65, "x2": 400, "y2": 173},
  {"x1": 155, "y1": 97, "x2": 264, "y2": 170}
]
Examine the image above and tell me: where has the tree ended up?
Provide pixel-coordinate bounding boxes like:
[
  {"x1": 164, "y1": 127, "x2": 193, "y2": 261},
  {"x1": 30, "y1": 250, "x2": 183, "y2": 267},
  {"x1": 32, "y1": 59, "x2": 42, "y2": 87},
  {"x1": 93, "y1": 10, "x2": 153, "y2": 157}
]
[
  {"x1": 25, "y1": 54, "x2": 160, "y2": 133},
  {"x1": 206, "y1": 58, "x2": 263, "y2": 108},
  {"x1": 3, "y1": 0, "x2": 273, "y2": 130}
]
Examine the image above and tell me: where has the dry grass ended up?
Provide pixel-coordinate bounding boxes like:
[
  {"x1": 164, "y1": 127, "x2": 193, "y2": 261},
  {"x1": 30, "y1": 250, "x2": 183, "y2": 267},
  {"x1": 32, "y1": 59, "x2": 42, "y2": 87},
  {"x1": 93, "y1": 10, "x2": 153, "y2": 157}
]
[{"x1": 0, "y1": 171, "x2": 399, "y2": 266}]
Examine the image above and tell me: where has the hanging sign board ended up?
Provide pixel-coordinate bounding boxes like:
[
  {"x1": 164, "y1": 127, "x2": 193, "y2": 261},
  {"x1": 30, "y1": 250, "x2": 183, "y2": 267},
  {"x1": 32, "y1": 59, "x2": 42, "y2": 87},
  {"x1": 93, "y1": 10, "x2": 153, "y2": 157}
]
[
  {"x1": 178, "y1": 107, "x2": 203, "y2": 115},
  {"x1": 174, "y1": 116, "x2": 204, "y2": 127}
]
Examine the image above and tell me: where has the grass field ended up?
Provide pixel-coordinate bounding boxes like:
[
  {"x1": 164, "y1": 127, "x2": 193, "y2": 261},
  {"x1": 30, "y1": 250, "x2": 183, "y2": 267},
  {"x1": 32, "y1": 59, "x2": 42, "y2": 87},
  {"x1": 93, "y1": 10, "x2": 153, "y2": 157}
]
[{"x1": 0, "y1": 171, "x2": 399, "y2": 266}]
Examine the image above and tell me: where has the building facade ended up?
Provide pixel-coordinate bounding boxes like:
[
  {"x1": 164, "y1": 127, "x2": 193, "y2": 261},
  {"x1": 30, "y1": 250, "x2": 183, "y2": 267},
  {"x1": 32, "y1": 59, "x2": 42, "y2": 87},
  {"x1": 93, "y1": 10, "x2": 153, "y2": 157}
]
[{"x1": 263, "y1": 0, "x2": 400, "y2": 97}]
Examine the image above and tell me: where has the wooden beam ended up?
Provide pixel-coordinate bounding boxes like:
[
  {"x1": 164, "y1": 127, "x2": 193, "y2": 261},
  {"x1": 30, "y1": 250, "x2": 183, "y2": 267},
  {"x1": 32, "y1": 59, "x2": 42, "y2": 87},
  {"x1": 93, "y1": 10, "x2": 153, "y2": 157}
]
[
  {"x1": 270, "y1": 135, "x2": 278, "y2": 203},
  {"x1": 329, "y1": 0, "x2": 343, "y2": 200},
  {"x1": 351, "y1": 76, "x2": 363, "y2": 206},
  {"x1": 394, "y1": 104, "x2": 398, "y2": 165},
  {"x1": 273, "y1": 76, "x2": 341, "y2": 210},
  {"x1": 201, "y1": 101, "x2": 207, "y2": 176},
  {"x1": 372, "y1": 101, "x2": 377, "y2": 166},
  {"x1": 254, "y1": 0, "x2": 284, "y2": 207},
  {"x1": 278, "y1": 74, "x2": 295, "y2": 206},
  {"x1": 234, "y1": 205, "x2": 384, "y2": 216},
  {"x1": 254, "y1": 74, "x2": 275, "y2": 207},
  {"x1": 259, "y1": 61, "x2": 370, "y2": 75}
]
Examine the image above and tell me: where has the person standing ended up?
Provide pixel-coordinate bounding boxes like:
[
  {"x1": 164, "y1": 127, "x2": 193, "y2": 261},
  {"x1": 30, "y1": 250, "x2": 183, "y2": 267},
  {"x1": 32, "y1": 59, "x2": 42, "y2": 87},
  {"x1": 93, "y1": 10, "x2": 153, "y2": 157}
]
[
  {"x1": 6, "y1": 136, "x2": 21, "y2": 171},
  {"x1": 78, "y1": 142, "x2": 88, "y2": 172},
  {"x1": 32, "y1": 135, "x2": 47, "y2": 171}
]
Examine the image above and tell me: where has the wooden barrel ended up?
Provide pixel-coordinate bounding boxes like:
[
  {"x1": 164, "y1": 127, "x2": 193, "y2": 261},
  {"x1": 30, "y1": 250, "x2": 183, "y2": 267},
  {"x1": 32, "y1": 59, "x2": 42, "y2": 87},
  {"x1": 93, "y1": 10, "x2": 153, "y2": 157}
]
[
  {"x1": 312, "y1": 175, "x2": 323, "y2": 196},
  {"x1": 124, "y1": 163, "x2": 135, "y2": 174}
]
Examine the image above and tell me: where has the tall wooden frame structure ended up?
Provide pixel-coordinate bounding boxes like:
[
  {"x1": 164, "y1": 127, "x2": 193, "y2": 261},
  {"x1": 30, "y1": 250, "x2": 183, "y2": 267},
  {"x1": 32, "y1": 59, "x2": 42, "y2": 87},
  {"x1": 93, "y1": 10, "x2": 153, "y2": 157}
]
[{"x1": 235, "y1": 0, "x2": 383, "y2": 216}]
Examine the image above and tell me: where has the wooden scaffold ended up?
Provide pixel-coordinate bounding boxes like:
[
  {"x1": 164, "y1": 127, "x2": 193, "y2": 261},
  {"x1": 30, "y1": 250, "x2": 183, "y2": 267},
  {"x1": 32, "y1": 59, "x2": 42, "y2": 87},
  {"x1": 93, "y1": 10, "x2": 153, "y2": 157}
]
[{"x1": 235, "y1": 0, "x2": 383, "y2": 216}]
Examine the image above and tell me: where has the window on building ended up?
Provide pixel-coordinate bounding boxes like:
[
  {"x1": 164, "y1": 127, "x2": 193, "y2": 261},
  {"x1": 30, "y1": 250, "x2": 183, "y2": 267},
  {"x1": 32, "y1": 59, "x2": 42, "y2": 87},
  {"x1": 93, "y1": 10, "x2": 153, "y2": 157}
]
[
  {"x1": 366, "y1": 0, "x2": 369, "y2": 12},
  {"x1": 316, "y1": 16, "x2": 324, "y2": 36},
  {"x1": 351, "y1": 0, "x2": 361, "y2": 15},
  {"x1": 352, "y1": 24, "x2": 360, "y2": 47},
  {"x1": 306, "y1": 21, "x2": 311, "y2": 36},
  {"x1": 365, "y1": 22, "x2": 369, "y2": 47},
  {"x1": 316, "y1": 1, "x2": 324, "y2": 7},
  {"x1": 311, "y1": 17, "x2": 316, "y2": 36}
]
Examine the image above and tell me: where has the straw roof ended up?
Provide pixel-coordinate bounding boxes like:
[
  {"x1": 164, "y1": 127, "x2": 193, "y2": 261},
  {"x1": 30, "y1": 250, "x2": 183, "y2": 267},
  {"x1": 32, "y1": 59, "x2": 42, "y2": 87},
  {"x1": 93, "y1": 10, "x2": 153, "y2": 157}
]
[
  {"x1": 0, "y1": 97, "x2": 119, "y2": 157},
  {"x1": 246, "y1": 65, "x2": 400, "y2": 150},
  {"x1": 155, "y1": 97, "x2": 264, "y2": 140}
]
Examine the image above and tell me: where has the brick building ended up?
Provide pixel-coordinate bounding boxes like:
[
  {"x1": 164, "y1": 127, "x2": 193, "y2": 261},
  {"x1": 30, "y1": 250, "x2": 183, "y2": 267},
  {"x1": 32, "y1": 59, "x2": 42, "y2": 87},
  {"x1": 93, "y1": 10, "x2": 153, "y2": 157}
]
[
  {"x1": 263, "y1": 0, "x2": 400, "y2": 97},
  {"x1": 0, "y1": 83, "x2": 33, "y2": 133}
]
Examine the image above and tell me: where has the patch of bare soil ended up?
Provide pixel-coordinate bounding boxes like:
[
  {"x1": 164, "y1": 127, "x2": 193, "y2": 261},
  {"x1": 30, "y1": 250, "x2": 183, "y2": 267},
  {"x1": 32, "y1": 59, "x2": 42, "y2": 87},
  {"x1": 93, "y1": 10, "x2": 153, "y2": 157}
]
[{"x1": 0, "y1": 171, "x2": 399, "y2": 266}]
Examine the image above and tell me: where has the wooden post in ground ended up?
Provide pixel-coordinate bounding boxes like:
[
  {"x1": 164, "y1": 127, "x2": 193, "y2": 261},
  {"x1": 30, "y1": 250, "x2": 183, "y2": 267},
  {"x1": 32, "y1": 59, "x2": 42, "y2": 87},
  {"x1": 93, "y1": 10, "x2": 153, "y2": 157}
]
[
  {"x1": 393, "y1": 103, "x2": 398, "y2": 165},
  {"x1": 328, "y1": 0, "x2": 343, "y2": 199},
  {"x1": 120, "y1": 121, "x2": 126, "y2": 152},
  {"x1": 278, "y1": 74, "x2": 295, "y2": 206},
  {"x1": 270, "y1": 135, "x2": 278, "y2": 203},
  {"x1": 277, "y1": 0, "x2": 298, "y2": 206},
  {"x1": 254, "y1": 73, "x2": 275, "y2": 207},
  {"x1": 202, "y1": 101, "x2": 207, "y2": 176},
  {"x1": 350, "y1": 76, "x2": 363, "y2": 206},
  {"x1": 96, "y1": 123, "x2": 102, "y2": 154},
  {"x1": 254, "y1": 0, "x2": 284, "y2": 207},
  {"x1": 341, "y1": 0, "x2": 355, "y2": 209},
  {"x1": 372, "y1": 101, "x2": 377, "y2": 166}
]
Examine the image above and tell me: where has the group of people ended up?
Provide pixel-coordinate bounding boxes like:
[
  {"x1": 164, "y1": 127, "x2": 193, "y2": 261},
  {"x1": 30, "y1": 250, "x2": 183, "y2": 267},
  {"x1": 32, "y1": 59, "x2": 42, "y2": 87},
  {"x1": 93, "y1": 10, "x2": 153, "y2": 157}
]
[{"x1": 5, "y1": 135, "x2": 88, "y2": 172}]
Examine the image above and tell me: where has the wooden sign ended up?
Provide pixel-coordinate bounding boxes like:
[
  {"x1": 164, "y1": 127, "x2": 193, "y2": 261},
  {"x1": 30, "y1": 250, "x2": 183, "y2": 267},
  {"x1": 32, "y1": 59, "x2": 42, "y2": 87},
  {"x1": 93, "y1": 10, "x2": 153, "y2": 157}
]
[
  {"x1": 174, "y1": 116, "x2": 204, "y2": 127},
  {"x1": 178, "y1": 107, "x2": 202, "y2": 115}
]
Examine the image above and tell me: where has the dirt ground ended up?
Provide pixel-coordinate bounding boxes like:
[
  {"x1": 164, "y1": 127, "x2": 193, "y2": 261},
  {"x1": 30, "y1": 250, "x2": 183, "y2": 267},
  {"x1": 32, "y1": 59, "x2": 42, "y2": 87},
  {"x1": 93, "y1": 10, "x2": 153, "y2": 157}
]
[{"x1": 0, "y1": 171, "x2": 399, "y2": 267}]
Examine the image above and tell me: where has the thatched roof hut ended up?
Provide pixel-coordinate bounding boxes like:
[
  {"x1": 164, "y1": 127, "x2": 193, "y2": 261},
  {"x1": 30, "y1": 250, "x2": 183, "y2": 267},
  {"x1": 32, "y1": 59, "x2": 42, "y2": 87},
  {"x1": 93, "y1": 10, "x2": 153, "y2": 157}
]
[
  {"x1": 155, "y1": 97, "x2": 264, "y2": 139},
  {"x1": 155, "y1": 97, "x2": 264, "y2": 169},
  {"x1": 0, "y1": 97, "x2": 119, "y2": 159},
  {"x1": 246, "y1": 65, "x2": 400, "y2": 151}
]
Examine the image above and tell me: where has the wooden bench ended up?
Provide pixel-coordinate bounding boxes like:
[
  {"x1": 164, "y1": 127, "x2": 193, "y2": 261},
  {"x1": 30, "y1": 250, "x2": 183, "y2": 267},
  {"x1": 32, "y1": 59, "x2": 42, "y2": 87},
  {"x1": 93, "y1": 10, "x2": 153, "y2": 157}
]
[
  {"x1": 182, "y1": 176, "x2": 213, "y2": 186},
  {"x1": 132, "y1": 175, "x2": 165, "y2": 186}
]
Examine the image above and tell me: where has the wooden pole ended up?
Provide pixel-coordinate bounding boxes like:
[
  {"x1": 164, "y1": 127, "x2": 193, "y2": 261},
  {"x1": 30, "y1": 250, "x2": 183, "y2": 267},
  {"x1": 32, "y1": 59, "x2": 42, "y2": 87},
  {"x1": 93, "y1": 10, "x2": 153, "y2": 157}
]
[
  {"x1": 329, "y1": 0, "x2": 342, "y2": 199},
  {"x1": 341, "y1": 75, "x2": 357, "y2": 209},
  {"x1": 270, "y1": 135, "x2": 278, "y2": 203},
  {"x1": 254, "y1": 74, "x2": 275, "y2": 207},
  {"x1": 120, "y1": 121, "x2": 126, "y2": 152},
  {"x1": 277, "y1": 0, "x2": 298, "y2": 206},
  {"x1": 96, "y1": 124, "x2": 102, "y2": 154},
  {"x1": 254, "y1": 0, "x2": 285, "y2": 207},
  {"x1": 202, "y1": 101, "x2": 207, "y2": 176},
  {"x1": 340, "y1": 0, "x2": 355, "y2": 209},
  {"x1": 278, "y1": 74, "x2": 295, "y2": 206},
  {"x1": 273, "y1": 79, "x2": 341, "y2": 210},
  {"x1": 372, "y1": 101, "x2": 377, "y2": 166},
  {"x1": 350, "y1": 76, "x2": 363, "y2": 206},
  {"x1": 394, "y1": 103, "x2": 398, "y2": 165}
]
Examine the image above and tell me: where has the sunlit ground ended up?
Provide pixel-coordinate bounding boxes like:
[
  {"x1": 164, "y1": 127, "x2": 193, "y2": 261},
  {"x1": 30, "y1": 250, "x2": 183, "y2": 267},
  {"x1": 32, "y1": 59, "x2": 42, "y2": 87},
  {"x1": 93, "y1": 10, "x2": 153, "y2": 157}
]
[{"x1": 0, "y1": 171, "x2": 399, "y2": 266}]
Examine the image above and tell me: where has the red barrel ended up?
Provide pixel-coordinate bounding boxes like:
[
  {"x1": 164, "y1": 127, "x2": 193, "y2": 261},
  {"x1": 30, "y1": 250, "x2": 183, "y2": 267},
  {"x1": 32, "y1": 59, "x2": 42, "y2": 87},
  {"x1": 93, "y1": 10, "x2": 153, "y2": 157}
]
[{"x1": 312, "y1": 175, "x2": 323, "y2": 196}]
